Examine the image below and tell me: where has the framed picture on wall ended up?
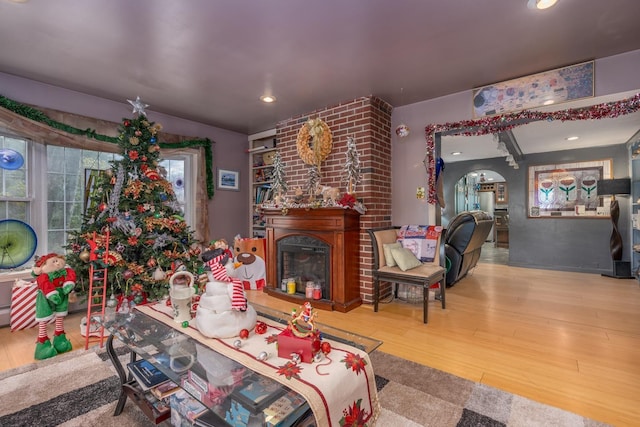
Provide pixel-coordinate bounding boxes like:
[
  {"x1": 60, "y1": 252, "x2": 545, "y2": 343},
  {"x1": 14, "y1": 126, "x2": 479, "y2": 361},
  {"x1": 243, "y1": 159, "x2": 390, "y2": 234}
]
[
  {"x1": 527, "y1": 159, "x2": 612, "y2": 218},
  {"x1": 218, "y1": 169, "x2": 240, "y2": 191},
  {"x1": 472, "y1": 61, "x2": 594, "y2": 118}
]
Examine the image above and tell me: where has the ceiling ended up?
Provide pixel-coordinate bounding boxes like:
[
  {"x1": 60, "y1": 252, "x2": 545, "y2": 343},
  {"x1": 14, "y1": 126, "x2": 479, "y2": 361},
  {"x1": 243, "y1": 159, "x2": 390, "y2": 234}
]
[{"x1": 0, "y1": 0, "x2": 639, "y2": 159}]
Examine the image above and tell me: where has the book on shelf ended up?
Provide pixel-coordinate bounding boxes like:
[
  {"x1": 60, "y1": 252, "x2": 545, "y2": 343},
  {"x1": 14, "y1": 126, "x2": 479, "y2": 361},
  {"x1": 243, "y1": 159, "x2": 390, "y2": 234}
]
[
  {"x1": 255, "y1": 184, "x2": 273, "y2": 204},
  {"x1": 231, "y1": 375, "x2": 286, "y2": 412},
  {"x1": 142, "y1": 389, "x2": 171, "y2": 415},
  {"x1": 128, "y1": 358, "x2": 171, "y2": 390},
  {"x1": 170, "y1": 389, "x2": 208, "y2": 425},
  {"x1": 150, "y1": 379, "x2": 180, "y2": 399},
  {"x1": 263, "y1": 390, "x2": 310, "y2": 427}
]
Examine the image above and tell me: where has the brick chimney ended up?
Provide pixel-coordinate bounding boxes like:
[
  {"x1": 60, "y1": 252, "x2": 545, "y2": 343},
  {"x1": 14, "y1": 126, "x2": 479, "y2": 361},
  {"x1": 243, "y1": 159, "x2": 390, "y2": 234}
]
[{"x1": 275, "y1": 96, "x2": 393, "y2": 303}]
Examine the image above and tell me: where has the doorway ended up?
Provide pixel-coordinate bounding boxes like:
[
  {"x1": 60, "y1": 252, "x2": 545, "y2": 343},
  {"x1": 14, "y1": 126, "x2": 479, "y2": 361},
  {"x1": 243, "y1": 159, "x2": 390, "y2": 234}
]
[{"x1": 454, "y1": 169, "x2": 509, "y2": 265}]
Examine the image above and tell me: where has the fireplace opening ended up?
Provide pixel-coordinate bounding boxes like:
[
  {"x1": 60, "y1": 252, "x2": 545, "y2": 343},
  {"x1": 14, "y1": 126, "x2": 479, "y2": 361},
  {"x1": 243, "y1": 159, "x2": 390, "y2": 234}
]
[{"x1": 277, "y1": 235, "x2": 330, "y2": 301}]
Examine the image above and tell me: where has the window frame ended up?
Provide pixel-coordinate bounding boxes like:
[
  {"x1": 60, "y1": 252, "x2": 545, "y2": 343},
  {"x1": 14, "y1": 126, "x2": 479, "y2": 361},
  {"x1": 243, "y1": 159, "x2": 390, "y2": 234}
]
[{"x1": 1, "y1": 134, "x2": 196, "y2": 270}]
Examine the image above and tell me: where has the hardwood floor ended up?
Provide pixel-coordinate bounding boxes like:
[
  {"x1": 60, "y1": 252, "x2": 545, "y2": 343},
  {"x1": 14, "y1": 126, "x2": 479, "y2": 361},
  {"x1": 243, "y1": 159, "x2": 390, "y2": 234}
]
[{"x1": 1, "y1": 262, "x2": 639, "y2": 426}]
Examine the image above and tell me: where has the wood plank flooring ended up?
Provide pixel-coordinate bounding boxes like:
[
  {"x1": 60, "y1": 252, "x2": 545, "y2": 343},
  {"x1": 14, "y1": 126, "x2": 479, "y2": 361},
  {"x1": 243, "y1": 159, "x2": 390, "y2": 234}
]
[{"x1": 1, "y1": 262, "x2": 639, "y2": 426}]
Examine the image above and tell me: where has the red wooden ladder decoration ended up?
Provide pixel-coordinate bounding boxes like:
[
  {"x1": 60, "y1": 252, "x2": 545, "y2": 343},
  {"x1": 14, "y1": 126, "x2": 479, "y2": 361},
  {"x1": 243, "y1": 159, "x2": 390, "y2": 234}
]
[{"x1": 84, "y1": 229, "x2": 110, "y2": 350}]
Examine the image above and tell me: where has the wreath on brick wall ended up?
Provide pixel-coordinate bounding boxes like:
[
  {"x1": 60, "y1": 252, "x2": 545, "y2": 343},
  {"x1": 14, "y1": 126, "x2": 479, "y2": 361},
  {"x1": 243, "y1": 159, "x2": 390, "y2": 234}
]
[{"x1": 296, "y1": 118, "x2": 332, "y2": 167}]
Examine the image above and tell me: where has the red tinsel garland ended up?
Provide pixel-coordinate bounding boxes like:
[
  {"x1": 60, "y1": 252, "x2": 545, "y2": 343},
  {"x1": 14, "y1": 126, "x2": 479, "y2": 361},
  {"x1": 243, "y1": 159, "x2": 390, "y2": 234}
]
[{"x1": 425, "y1": 93, "x2": 640, "y2": 205}]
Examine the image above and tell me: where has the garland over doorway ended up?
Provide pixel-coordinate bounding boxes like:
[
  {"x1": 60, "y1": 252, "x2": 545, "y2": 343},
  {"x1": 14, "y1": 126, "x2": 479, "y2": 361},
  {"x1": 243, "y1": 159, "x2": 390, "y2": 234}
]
[{"x1": 425, "y1": 93, "x2": 640, "y2": 204}]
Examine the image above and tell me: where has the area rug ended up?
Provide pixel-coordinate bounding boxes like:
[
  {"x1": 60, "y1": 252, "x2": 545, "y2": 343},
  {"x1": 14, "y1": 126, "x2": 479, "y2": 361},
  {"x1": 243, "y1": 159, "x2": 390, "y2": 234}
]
[{"x1": 0, "y1": 347, "x2": 609, "y2": 427}]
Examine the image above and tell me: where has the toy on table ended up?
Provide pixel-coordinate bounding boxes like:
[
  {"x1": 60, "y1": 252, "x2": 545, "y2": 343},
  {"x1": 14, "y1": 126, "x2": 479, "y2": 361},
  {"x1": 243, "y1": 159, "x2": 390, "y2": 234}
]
[
  {"x1": 232, "y1": 235, "x2": 266, "y2": 290},
  {"x1": 209, "y1": 238, "x2": 234, "y2": 261},
  {"x1": 32, "y1": 253, "x2": 76, "y2": 360},
  {"x1": 277, "y1": 302, "x2": 324, "y2": 364}
]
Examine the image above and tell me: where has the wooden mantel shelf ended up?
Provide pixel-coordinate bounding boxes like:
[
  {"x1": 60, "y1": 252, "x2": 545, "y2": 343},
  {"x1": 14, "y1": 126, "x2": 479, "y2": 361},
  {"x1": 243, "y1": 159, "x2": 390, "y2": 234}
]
[{"x1": 263, "y1": 207, "x2": 362, "y2": 312}]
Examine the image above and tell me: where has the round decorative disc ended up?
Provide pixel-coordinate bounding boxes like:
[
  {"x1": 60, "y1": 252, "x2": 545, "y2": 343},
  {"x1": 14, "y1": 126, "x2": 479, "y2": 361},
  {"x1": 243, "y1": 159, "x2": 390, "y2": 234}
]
[
  {"x1": 0, "y1": 149, "x2": 25, "y2": 170},
  {"x1": 0, "y1": 219, "x2": 38, "y2": 269}
]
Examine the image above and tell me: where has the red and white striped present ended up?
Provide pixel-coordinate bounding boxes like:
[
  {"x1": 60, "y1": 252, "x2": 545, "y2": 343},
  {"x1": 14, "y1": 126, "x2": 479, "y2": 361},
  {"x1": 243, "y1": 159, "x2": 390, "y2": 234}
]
[{"x1": 10, "y1": 279, "x2": 38, "y2": 332}]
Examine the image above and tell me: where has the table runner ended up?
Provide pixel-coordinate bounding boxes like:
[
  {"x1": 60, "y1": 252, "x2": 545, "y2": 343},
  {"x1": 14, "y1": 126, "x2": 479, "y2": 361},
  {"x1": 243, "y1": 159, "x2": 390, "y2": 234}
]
[{"x1": 136, "y1": 302, "x2": 380, "y2": 426}]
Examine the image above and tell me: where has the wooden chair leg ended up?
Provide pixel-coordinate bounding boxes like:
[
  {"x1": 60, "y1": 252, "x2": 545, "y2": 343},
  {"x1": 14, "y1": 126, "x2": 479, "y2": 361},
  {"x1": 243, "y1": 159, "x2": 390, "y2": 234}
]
[
  {"x1": 422, "y1": 285, "x2": 429, "y2": 324},
  {"x1": 373, "y1": 277, "x2": 380, "y2": 313}
]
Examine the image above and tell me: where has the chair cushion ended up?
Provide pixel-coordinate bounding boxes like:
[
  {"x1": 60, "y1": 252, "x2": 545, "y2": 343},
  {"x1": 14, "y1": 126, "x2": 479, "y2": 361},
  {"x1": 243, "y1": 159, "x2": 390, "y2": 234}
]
[
  {"x1": 383, "y1": 242, "x2": 402, "y2": 267},
  {"x1": 390, "y1": 247, "x2": 422, "y2": 271}
]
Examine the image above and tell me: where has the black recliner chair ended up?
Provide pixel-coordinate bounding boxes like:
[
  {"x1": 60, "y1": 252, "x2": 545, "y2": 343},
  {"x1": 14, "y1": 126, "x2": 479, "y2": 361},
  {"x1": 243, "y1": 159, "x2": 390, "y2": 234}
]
[{"x1": 444, "y1": 211, "x2": 494, "y2": 286}]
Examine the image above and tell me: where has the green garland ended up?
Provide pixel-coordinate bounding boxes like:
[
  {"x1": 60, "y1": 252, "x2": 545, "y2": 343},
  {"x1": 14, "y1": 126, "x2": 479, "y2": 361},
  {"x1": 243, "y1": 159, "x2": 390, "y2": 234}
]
[{"x1": 0, "y1": 94, "x2": 215, "y2": 198}]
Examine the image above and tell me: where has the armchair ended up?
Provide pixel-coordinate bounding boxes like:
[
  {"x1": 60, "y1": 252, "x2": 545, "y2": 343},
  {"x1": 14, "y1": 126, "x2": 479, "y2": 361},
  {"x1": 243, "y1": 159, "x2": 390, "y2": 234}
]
[
  {"x1": 366, "y1": 226, "x2": 446, "y2": 323},
  {"x1": 444, "y1": 211, "x2": 494, "y2": 286}
]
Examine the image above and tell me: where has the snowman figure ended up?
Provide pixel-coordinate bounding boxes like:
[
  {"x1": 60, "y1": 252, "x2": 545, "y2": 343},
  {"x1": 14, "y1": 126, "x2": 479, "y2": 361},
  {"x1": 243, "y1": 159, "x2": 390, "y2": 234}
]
[{"x1": 195, "y1": 248, "x2": 257, "y2": 338}]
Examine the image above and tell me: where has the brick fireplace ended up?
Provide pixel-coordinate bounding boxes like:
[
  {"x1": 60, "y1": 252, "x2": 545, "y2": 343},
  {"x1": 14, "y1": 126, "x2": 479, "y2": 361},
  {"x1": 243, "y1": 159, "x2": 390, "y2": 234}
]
[
  {"x1": 271, "y1": 96, "x2": 393, "y2": 304},
  {"x1": 264, "y1": 208, "x2": 361, "y2": 312}
]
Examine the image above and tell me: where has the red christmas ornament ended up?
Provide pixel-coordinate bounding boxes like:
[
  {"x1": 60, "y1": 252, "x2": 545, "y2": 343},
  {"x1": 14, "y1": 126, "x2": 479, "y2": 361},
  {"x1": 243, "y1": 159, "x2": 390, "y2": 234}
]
[
  {"x1": 321, "y1": 341, "x2": 332, "y2": 354},
  {"x1": 98, "y1": 203, "x2": 107, "y2": 212},
  {"x1": 239, "y1": 329, "x2": 250, "y2": 339},
  {"x1": 124, "y1": 120, "x2": 130, "y2": 127},
  {"x1": 255, "y1": 321, "x2": 267, "y2": 335},
  {"x1": 123, "y1": 269, "x2": 134, "y2": 280}
]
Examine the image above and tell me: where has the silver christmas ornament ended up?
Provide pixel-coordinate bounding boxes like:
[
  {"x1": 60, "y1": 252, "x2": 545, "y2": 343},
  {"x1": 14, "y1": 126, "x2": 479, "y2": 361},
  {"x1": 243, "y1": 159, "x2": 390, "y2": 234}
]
[
  {"x1": 233, "y1": 339, "x2": 242, "y2": 349},
  {"x1": 106, "y1": 294, "x2": 117, "y2": 308},
  {"x1": 256, "y1": 351, "x2": 269, "y2": 361}
]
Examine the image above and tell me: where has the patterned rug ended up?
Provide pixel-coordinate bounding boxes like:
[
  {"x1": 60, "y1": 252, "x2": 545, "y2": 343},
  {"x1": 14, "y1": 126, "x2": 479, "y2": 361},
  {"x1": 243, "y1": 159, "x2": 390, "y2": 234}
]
[{"x1": 0, "y1": 346, "x2": 608, "y2": 426}]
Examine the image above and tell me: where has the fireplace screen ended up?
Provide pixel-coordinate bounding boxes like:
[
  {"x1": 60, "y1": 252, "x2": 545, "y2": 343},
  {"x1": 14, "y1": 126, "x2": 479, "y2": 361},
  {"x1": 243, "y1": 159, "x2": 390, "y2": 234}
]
[{"x1": 277, "y1": 235, "x2": 330, "y2": 300}]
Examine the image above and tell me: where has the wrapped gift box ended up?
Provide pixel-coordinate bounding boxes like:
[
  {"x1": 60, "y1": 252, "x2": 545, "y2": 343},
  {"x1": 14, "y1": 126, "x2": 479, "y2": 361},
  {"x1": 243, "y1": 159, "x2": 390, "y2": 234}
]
[{"x1": 276, "y1": 328, "x2": 321, "y2": 363}]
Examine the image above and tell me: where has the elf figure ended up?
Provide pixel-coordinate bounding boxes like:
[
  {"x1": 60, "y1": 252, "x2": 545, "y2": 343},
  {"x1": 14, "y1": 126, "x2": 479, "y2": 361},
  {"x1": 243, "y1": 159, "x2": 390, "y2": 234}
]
[{"x1": 32, "y1": 253, "x2": 76, "y2": 360}]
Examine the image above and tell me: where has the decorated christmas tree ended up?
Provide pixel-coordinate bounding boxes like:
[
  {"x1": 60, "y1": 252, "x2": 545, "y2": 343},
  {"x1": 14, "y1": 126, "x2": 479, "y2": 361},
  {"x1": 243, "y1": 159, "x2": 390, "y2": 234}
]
[
  {"x1": 66, "y1": 98, "x2": 204, "y2": 303},
  {"x1": 270, "y1": 150, "x2": 288, "y2": 201},
  {"x1": 305, "y1": 164, "x2": 321, "y2": 202},
  {"x1": 342, "y1": 136, "x2": 361, "y2": 194}
]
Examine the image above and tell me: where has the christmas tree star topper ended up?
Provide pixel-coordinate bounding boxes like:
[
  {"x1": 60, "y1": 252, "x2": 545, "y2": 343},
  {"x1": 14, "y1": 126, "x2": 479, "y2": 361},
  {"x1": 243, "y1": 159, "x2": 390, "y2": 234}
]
[{"x1": 127, "y1": 96, "x2": 149, "y2": 116}]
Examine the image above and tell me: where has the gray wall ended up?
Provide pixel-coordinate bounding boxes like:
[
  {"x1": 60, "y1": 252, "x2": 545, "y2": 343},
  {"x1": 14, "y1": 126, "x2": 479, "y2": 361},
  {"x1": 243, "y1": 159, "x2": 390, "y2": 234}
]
[{"x1": 443, "y1": 144, "x2": 630, "y2": 274}]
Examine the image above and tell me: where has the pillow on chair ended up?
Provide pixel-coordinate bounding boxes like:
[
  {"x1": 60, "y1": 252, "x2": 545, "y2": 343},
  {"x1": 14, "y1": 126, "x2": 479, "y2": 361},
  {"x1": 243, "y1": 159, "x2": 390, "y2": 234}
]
[
  {"x1": 383, "y1": 242, "x2": 402, "y2": 267},
  {"x1": 390, "y1": 247, "x2": 423, "y2": 271}
]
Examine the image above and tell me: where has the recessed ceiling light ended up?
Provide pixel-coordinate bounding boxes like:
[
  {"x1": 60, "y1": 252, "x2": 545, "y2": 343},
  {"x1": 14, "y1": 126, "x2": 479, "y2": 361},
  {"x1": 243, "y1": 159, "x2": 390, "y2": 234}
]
[
  {"x1": 451, "y1": 151, "x2": 462, "y2": 156},
  {"x1": 527, "y1": 0, "x2": 558, "y2": 9},
  {"x1": 566, "y1": 136, "x2": 579, "y2": 141},
  {"x1": 260, "y1": 95, "x2": 276, "y2": 103},
  {"x1": 543, "y1": 99, "x2": 555, "y2": 105},
  {"x1": 470, "y1": 173, "x2": 478, "y2": 177},
  {"x1": 487, "y1": 177, "x2": 494, "y2": 181}
]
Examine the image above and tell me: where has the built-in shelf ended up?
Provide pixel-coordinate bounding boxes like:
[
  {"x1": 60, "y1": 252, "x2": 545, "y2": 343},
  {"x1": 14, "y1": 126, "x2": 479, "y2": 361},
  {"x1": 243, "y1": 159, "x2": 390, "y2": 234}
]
[{"x1": 248, "y1": 129, "x2": 277, "y2": 238}]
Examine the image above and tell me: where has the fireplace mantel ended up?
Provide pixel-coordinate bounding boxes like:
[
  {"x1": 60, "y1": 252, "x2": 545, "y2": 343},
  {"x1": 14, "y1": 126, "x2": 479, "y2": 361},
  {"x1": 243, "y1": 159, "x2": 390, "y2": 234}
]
[{"x1": 263, "y1": 207, "x2": 362, "y2": 312}]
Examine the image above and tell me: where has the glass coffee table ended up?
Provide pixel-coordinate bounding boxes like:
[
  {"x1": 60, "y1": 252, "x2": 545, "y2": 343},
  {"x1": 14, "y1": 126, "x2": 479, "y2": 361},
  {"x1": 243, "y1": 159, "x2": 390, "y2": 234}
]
[{"x1": 103, "y1": 303, "x2": 381, "y2": 426}]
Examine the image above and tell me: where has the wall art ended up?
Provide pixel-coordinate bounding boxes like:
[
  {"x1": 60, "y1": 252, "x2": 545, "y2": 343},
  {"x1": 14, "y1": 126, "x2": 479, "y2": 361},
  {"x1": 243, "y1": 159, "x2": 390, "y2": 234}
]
[
  {"x1": 472, "y1": 61, "x2": 594, "y2": 118},
  {"x1": 217, "y1": 169, "x2": 239, "y2": 191},
  {"x1": 527, "y1": 159, "x2": 611, "y2": 218}
]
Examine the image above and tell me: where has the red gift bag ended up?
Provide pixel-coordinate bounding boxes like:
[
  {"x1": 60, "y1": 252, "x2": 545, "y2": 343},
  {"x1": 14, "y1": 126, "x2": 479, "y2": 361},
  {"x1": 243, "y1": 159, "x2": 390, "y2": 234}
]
[{"x1": 10, "y1": 279, "x2": 38, "y2": 332}]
